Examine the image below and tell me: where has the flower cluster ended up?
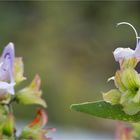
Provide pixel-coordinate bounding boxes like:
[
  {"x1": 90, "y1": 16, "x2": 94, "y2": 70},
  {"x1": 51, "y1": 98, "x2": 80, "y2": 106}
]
[
  {"x1": 103, "y1": 22, "x2": 140, "y2": 115},
  {"x1": 0, "y1": 43, "x2": 54, "y2": 139}
]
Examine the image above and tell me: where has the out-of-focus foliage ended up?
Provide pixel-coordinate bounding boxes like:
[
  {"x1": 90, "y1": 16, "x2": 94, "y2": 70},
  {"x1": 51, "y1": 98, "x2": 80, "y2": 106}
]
[{"x1": 0, "y1": 1, "x2": 140, "y2": 132}]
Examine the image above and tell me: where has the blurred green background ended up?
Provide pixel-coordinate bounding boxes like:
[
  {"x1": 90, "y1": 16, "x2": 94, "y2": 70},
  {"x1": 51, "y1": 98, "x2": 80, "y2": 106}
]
[{"x1": 0, "y1": 1, "x2": 140, "y2": 137}]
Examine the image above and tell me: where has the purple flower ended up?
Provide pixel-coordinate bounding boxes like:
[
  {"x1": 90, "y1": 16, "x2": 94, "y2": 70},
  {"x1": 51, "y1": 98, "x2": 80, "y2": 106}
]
[
  {"x1": 0, "y1": 42, "x2": 15, "y2": 95},
  {"x1": 113, "y1": 22, "x2": 140, "y2": 62}
]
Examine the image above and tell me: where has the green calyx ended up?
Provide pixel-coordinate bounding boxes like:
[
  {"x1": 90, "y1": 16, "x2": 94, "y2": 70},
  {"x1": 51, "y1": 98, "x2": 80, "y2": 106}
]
[
  {"x1": 120, "y1": 57, "x2": 138, "y2": 69},
  {"x1": 15, "y1": 75, "x2": 47, "y2": 108},
  {"x1": 103, "y1": 58, "x2": 140, "y2": 115},
  {"x1": 103, "y1": 89, "x2": 121, "y2": 105}
]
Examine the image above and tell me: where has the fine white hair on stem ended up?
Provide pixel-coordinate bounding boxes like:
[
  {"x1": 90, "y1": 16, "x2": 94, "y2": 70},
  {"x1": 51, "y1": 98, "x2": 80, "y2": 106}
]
[{"x1": 116, "y1": 22, "x2": 140, "y2": 46}]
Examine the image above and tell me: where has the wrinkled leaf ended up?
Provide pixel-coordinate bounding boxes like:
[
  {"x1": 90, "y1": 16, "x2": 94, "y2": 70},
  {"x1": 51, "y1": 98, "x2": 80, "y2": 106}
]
[{"x1": 71, "y1": 101, "x2": 140, "y2": 122}]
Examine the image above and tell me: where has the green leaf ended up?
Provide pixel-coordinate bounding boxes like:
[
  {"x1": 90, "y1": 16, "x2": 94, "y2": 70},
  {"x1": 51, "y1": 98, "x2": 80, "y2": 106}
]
[{"x1": 70, "y1": 101, "x2": 140, "y2": 122}]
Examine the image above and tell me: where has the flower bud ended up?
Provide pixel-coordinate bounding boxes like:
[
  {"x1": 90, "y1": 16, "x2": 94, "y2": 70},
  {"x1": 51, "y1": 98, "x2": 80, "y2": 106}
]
[{"x1": 103, "y1": 89, "x2": 121, "y2": 105}]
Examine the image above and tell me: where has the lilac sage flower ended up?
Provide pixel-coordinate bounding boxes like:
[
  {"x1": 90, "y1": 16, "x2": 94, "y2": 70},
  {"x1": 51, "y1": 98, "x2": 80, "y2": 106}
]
[
  {"x1": 0, "y1": 43, "x2": 15, "y2": 95},
  {"x1": 113, "y1": 22, "x2": 140, "y2": 62},
  {"x1": 103, "y1": 22, "x2": 140, "y2": 115}
]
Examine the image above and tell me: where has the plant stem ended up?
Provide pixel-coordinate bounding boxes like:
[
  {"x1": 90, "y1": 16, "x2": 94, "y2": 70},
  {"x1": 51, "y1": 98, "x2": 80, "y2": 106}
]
[{"x1": 7, "y1": 97, "x2": 17, "y2": 140}]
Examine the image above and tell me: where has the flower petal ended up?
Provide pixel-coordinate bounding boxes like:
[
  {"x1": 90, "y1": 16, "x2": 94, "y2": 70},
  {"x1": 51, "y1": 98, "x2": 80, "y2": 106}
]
[
  {"x1": 0, "y1": 81, "x2": 15, "y2": 95},
  {"x1": 0, "y1": 43, "x2": 15, "y2": 83},
  {"x1": 113, "y1": 47, "x2": 135, "y2": 62},
  {"x1": 0, "y1": 43, "x2": 15, "y2": 95},
  {"x1": 134, "y1": 41, "x2": 140, "y2": 59}
]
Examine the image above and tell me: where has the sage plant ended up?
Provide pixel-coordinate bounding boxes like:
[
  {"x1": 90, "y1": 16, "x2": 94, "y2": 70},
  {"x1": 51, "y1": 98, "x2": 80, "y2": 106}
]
[
  {"x1": 71, "y1": 22, "x2": 140, "y2": 140},
  {"x1": 0, "y1": 43, "x2": 55, "y2": 140}
]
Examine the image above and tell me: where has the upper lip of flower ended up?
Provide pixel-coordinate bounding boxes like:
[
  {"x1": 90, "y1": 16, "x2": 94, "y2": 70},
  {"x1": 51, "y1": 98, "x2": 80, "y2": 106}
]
[
  {"x1": 0, "y1": 42, "x2": 15, "y2": 95},
  {"x1": 113, "y1": 22, "x2": 140, "y2": 62}
]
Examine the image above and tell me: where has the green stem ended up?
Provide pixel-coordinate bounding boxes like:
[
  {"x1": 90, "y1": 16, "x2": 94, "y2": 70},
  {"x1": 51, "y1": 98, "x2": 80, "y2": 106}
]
[
  {"x1": 7, "y1": 97, "x2": 17, "y2": 140},
  {"x1": 7, "y1": 104, "x2": 13, "y2": 114}
]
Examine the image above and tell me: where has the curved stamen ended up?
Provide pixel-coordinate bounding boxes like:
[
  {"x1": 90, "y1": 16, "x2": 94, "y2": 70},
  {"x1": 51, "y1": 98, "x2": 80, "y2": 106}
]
[{"x1": 116, "y1": 22, "x2": 139, "y2": 46}]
